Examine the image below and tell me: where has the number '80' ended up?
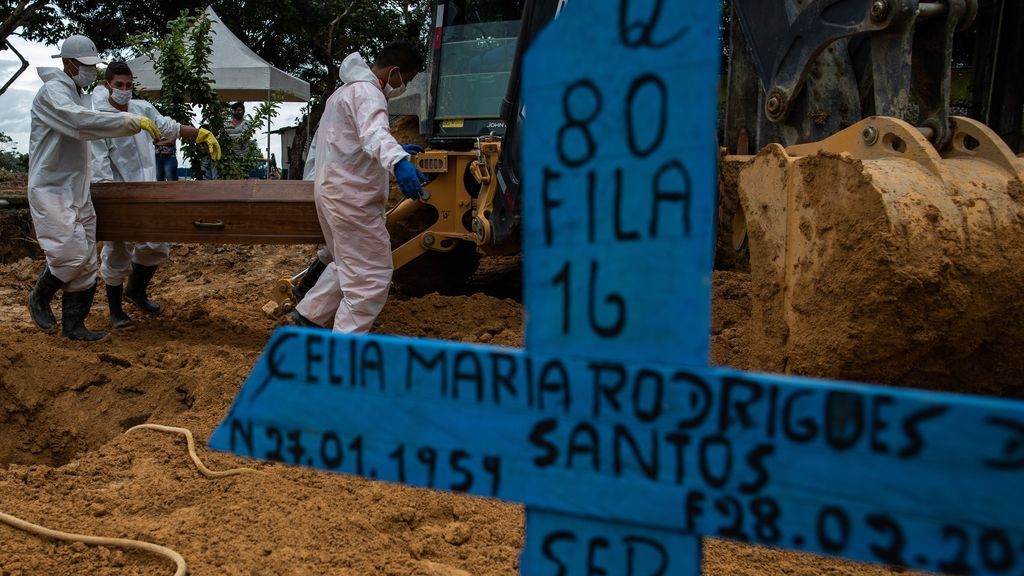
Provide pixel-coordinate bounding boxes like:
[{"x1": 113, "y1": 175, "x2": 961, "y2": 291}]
[{"x1": 556, "y1": 74, "x2": 669, "y2": 168}]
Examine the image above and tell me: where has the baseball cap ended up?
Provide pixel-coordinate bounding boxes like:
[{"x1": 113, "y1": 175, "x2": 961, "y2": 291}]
[{"x1": 51, "y1": 35, "x2": 103, "y2": 66}]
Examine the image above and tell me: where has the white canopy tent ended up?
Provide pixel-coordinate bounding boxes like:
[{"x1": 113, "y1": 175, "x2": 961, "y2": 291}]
[
  {"x1": 127, "y1": 7, "x2": 309, "y2": 178},
  {"x1": 127, "y1": 7, "x2": 310, "y2": 102}
]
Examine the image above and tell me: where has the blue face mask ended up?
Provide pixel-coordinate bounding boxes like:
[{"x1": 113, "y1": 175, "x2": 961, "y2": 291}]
[{"x1": 233, "y1": 111, "x2": 245, "y2": 120}]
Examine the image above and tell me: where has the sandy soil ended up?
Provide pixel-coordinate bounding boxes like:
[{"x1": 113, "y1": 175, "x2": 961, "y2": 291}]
[
  {"x1": 0, "y1": 230, "x2": 929, "y2": 575},
  {"x1": 739, "y1": 149, "x2": 1024, "y2": 394}
]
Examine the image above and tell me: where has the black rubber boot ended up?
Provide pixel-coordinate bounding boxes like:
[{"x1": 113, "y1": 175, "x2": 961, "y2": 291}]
[
  {"x1": 106, "y1": 284, "x2": 135, "y2": 329},
  {"x1": 61, "y1": 284, "x2": 109, "y2": 342},
  {"x1": 292, "y1": 258, "x2": 329, "y2": 302},
  {"x1": 124, "y1": 263, "x2": 161, "y2": 313},
  {"x1": 289, "y1": 309, "x2": 323, "y2": 328},
  {"x1": 27, "y1": 266, "x2": 63, "y2": 334}
]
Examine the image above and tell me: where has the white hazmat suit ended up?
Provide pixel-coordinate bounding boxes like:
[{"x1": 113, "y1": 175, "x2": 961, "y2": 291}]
[
  {"x1": 303, "y1": 127, "x2": 332, "y2": 266},
  {"x1": 90, "y1": 87, "x2": 177, "y2": 287},
  {"x1": 29, "y1": 67, "x2": 152, "y2": 292},
  {"x1": 295, "y1": 53, "x2": 408, "y2": 333},
  {"x1": 285, "y1": 127, "x2": 332, "y2": 306}
]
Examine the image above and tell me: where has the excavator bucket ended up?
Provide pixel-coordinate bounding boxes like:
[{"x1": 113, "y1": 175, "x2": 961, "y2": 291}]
[{"x1": 738, "y1": 116, "x2": 1024, "y2": 391}]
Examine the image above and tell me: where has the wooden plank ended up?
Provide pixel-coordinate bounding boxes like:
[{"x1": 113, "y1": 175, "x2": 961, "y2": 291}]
[
  {"x1": 91, "y1": 181, "x2": 322, "y2": 244},
  {"x1": 209, "y1": 330, "x2": 1024, "y2": 575},
  {"x1": 90, "y1": 180, "x2": 313, "y2": 203},
  {"x1": 522, "y1": 509, "x2": 701, "y2": 576}
]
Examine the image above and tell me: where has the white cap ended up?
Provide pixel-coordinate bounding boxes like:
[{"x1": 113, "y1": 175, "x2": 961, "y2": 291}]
[{"x1": 51, "y1": 35, "x2": 103, "y2": 66}]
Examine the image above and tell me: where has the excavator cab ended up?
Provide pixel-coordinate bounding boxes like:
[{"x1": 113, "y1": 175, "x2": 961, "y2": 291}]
[
  {"x1": 426, "y1": 0, "x2": 524, "y2": 148},
  {"x1": 385, "y1": 0, "x2": 561, "y2": 295}
]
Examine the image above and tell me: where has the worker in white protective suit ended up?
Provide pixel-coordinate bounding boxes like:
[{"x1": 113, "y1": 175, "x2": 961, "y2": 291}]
[
  {"x1": 26, "y1": 35, "x2": 162, "y2": 343},
  {"x1": 289, "y1": 126, "x2": 332, "y2": 304},
  {"x1": 91, "y1": 61, "x2": 222, "y2": 329},
  {"x1": 291, "y1": 41, "x2": 427, "y2": 333}
]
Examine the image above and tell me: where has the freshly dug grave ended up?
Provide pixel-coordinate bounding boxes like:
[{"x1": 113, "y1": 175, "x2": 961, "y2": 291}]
[
  {"x1": 0, "y1": 188, "x2": 40, "y2": 264},
  {"x1": 0, "y1": 242, "x2": 923, "y2": 576}
]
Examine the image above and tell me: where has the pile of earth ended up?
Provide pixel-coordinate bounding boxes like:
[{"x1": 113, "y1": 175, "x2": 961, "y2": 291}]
[
  {"x1": 0, "y1": 239, "x2": 924, "y2": 575},
  {"x1": 0, "y1": 181, "x2": 37, "y2": 263}
]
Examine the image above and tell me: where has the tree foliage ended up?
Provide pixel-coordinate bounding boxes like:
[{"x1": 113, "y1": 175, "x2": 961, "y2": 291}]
[
  {"x1": 16, "y1": 0, "x2": 430, "y2": 105},
  {"x1": 0, "y1": 132, "x2": 28, "y2": 172},
  {"x1": 131, "y1": 10, "x2": 280, "y2": 179},
  {"x1": 1, "y1": 0, "x2": 62, "y2": 47},
  {"x1": 8, "y1": 0, "x2": 430, "y2": 178},
  {"x1": 208, "y1": 0, "x2": 431, "y2": 177}
]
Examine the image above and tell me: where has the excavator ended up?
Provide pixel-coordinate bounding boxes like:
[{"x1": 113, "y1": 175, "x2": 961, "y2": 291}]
[
  {"x1": 95, "y1": 0, "x2": 1023, "y2": 389},
  {"x1": 369, "y1": 0, "x2": 1024, "y2": 389}
]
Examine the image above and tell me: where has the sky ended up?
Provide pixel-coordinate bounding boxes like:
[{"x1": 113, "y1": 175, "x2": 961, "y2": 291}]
[{"x1": 0, "y1": 33, "x2": 306, "y2": 171}]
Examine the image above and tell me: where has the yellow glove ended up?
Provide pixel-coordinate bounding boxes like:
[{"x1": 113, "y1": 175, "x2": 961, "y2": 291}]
[
  {"x1": 137, "y1": 116, "x2": 161, "y2": 141},
  {"x1": 196, "y1": 128, "x2": 221, "y2": 161}
]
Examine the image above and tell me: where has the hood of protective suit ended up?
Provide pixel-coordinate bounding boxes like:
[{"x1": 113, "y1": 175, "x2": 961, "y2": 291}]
[
  {"x1": 338, "y1": 53, "x2": 381, "y2": 88},
  {"x1": 37, "y1": 66, "x2": 73, "y2": 87}
]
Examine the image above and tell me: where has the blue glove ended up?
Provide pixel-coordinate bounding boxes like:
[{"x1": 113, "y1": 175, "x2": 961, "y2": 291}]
[
  {"x1": 402, "y1": 144, "x2": 425, "y2": 155},
  {"x1": 395, "y1": 158, "x2": 428, "y2": 200}
]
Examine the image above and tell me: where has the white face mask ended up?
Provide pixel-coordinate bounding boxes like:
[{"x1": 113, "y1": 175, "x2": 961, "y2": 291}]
[
  {"x1": 110, "y1": 88, "x2": 132, "y2": 105},
  {"x1": 383, "y1": 67, "x2": 407, "y2": 100},
  {"x1": 72, "y1": 63, "x2": 97, "y2": 88}
]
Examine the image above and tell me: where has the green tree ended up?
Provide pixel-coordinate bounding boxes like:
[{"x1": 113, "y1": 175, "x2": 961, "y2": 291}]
[
  {"x1": 189, "y1": 0, "x2": 431, "y2": 177},
  {"x1": 1, "y1": 0, "x2": 63, "y2": 90},
  {"x1": 0, "y1": 1, "x2": 62, "y2": 46},
  {"x1": 0, "y1": 132, "x2": 28, "y2": 172},
  {"x1": 14, "y1": 0, "x2": 431, "y2": 177},
  {"x1": 131, "y1": 10, "x2": 279, "y2": 179},
  {"x1": 32, "y1": 0, "x2": 430, "y2": 102}
]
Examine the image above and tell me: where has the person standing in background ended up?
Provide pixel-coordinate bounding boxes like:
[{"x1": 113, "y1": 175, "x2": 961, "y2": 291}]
[
  {"x1": 154, "y1": 136, "x2": 178, "y2": 181},
  {"x1": 225, "y1": 101, "x2": 250, "y2": 157}
]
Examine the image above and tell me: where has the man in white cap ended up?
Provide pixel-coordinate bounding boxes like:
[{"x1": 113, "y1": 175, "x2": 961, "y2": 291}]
[{"x1": 26, "y1": 34, "x2": 162, "y2": 342}]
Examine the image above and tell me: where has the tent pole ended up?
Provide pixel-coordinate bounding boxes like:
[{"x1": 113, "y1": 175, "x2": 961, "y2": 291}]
[{"x1": 266, "y1": 87, "x2": 272, "y2": 180}]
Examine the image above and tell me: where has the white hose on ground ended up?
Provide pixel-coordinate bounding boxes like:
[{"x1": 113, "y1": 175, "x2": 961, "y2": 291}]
[
  {"x1": 0, "y1": 423, "x2": 258, "y2": 574},
  {"x1": 126, "y1": 423, "x2": 258, "y2": 478},
  {"x1": 0, "y1": 510, "x2": 186, "y2": 576}
]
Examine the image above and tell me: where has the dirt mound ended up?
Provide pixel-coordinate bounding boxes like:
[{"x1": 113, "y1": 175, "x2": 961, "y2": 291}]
[
  {"x1": 0, "y1": 170, "x2": 27, "y2": 195},
  {"x1": 0, "y1": 209, "x2": 42, "y2": 263},
  {"x1": 0, "y1": 244, "x2": 930, "y2": 576},
  {"x1": 0, "y1": 245, "x2": 530, "y2": 576},
  {"x1": 741, "y1": 145, "x2": 1024, "y2": 394}
]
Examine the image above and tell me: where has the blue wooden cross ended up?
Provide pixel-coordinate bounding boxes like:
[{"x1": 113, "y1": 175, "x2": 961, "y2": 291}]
[{"x1": 210, "y1": 2, "x2": 1024, "y2": 574}]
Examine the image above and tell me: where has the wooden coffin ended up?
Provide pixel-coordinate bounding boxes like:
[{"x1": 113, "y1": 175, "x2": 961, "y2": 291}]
[{"x1": 91, "y1": 180, "x2": 323, "y2": 244}]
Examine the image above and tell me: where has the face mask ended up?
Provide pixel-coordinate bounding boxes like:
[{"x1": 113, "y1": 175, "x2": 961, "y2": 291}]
[
  {"x1": 110, "y1": 88, "x2": 132, "y2": 105},
  {"x1": 233, "y1": 111, "x2": 245, "y2": 120},
  {"x1": 383, "y1": 67, "x2": 407, "y2": 100},
  {"x1": 72, "y1": 63, "x2": 97, "y2": 88}
]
